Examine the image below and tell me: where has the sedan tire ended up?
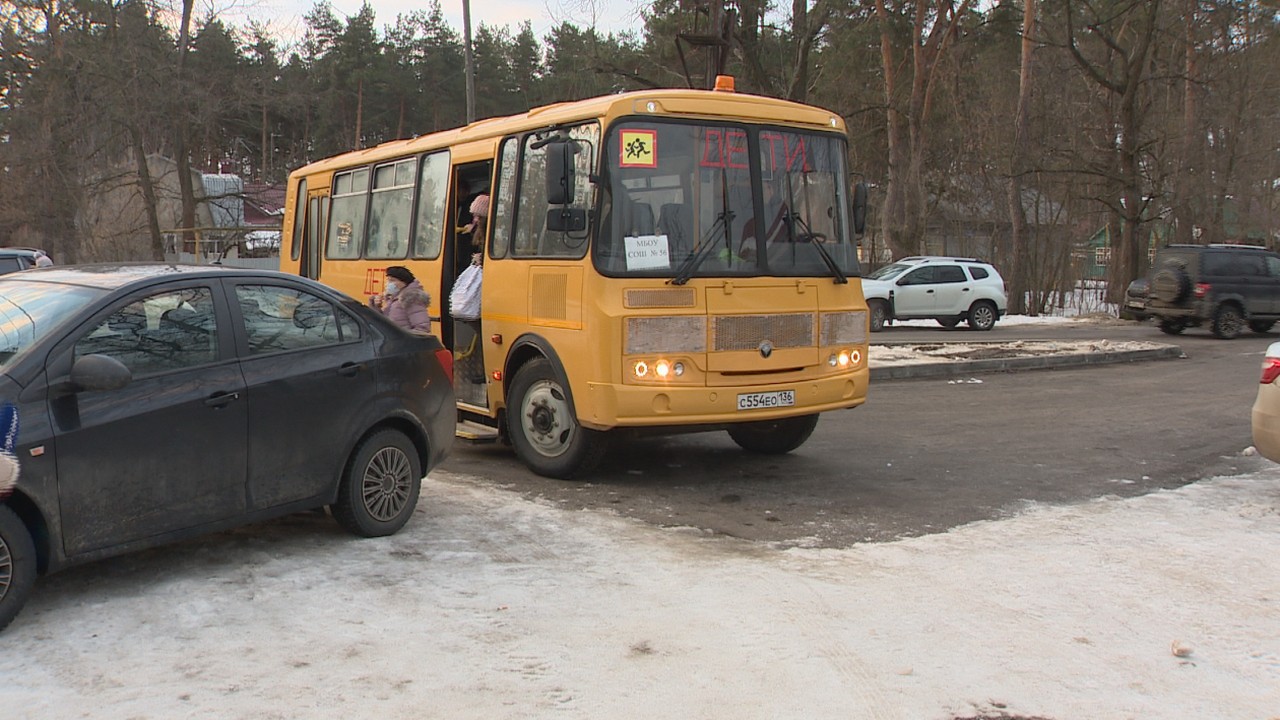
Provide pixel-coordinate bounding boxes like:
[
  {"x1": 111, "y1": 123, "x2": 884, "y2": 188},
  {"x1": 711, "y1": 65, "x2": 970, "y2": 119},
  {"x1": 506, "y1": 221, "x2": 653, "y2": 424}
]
[
  {"x1": 0, "y1": 505, "x2": 36, "y2": 633},
  {"x1": 332, "y1": 429, "x2": 422, "y2": 537}
]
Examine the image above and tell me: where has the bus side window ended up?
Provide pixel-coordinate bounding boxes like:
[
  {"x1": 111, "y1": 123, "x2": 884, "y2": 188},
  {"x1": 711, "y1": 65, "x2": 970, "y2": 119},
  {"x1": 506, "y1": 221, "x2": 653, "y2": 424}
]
[
  {"x1": 328, "y1": 168, "x2": 368, "y2": 259},
  {"x1": 413, "y1": 151, "x2": 449, "y2": 259}
]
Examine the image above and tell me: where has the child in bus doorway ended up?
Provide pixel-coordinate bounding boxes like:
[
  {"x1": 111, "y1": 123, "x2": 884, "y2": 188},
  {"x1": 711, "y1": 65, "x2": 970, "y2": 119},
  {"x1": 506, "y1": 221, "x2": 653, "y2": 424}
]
[
  {"x1": 461, "y1": 193, "x2": 489, "y2": 267},
  {"x1": 369, "y1": 265, "x2": 432, "y2": 334}
]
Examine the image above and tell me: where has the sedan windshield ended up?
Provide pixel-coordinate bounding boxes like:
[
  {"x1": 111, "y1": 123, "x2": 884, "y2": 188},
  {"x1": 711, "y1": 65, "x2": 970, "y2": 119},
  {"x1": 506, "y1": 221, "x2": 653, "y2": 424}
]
[
  {"x1": 595, "y1": 121, "x2": 858, "y2": 280},
  {"x1": 0, "y1": 280, "x2": 109, "y2": 368}
]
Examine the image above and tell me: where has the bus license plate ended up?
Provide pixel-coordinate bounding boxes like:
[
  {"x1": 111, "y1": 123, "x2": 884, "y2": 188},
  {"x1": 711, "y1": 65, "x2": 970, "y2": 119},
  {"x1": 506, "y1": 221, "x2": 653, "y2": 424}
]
[{"x1": 737, "y1": 390, "x2": 795, "y2": 411}]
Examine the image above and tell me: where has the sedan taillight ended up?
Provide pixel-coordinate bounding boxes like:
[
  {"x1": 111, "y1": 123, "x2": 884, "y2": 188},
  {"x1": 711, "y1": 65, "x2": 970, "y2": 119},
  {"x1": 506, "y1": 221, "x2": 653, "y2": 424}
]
[
  {"x1": 1261, "y1": 357, "x2": 1280, "y2": 385},
  {"x1": 435, "y1": 348, "x2": 454, "y2": 384},
  {"x1": 1194, "y1": 282, "x2": 1211, "y2": 299}
]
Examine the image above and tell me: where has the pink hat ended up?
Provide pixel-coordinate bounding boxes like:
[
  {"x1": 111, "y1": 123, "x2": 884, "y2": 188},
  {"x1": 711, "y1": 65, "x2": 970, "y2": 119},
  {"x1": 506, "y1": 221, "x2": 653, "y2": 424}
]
[{"x1": 470, "y1": 194, "x2": 490, "y2": 217}]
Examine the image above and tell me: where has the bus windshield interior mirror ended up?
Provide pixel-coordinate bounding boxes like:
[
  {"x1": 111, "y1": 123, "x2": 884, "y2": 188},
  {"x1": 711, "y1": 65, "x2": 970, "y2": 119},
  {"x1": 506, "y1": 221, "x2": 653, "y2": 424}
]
[{"x1": 852, "y1": 181, "x2": 869, "y2": 236}]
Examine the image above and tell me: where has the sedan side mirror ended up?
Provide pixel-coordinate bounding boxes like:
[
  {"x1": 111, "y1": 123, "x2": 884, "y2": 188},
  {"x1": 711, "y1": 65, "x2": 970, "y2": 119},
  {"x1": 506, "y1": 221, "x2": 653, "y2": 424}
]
[{"x1": 70, "y1": 353, "x2": 132, "y2": 392}]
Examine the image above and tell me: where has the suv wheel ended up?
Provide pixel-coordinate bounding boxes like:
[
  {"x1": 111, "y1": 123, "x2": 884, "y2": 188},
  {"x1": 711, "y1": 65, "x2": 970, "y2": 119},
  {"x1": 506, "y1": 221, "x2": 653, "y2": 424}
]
[
  {"x1": 868, "y1": 299, "x2": 888, "y2": 332},
  {"x1": 1249, "y1": 320, "x2": 1276, "y2": 334},
  {"x1": 1211, "y1": 304, "x2": 1244, "y2": 339},
  {"x1": 1158, "y1": 319, "x2": 1186, "y2": 335},
  {"x1": 966, "y1": 301, "x2": 997, "y2": 331}
]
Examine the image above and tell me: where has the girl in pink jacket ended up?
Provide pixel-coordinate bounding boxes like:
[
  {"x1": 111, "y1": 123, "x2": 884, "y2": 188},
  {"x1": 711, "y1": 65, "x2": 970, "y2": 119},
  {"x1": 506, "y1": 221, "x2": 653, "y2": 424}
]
[{"x1": 369, "y1": 265, "x2": 432, "y2": 333}]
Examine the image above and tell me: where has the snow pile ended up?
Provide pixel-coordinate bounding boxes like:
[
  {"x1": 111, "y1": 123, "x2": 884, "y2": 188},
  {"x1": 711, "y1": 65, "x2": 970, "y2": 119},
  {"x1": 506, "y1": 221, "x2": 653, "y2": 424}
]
[
  {"x1": 1, "y1": 468, "x2": 1277, "y2": 719},
  {"x1": 870, "y1": 339, "x2": 1171, "y2": 367}
]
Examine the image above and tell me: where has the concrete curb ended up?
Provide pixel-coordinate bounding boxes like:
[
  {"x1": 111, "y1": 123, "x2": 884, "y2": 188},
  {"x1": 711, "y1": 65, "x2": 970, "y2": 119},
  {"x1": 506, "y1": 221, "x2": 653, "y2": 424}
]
[{"x1": 869, "y1": 344, "x2": 1185, "y2": 381}]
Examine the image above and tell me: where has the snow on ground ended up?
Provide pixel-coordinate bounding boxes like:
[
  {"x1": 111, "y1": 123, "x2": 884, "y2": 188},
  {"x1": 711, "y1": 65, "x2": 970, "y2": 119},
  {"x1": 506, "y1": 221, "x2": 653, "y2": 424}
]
[
  {"x1": 869, "y1": 338, "x2": 1170, "y2": 366},
  {"x1": 871, "y1": 313, "x2": 1164, "y2": 366},
  {"x1": 1, "y1": 466, "x2": 1277, "y2": 720}
]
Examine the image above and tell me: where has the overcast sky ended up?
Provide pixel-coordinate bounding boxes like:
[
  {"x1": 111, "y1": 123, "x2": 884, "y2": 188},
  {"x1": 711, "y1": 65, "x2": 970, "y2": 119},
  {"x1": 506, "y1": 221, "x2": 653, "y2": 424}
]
[{"x1": 221, "y1": 0, "x2": 650, "y2": 44}]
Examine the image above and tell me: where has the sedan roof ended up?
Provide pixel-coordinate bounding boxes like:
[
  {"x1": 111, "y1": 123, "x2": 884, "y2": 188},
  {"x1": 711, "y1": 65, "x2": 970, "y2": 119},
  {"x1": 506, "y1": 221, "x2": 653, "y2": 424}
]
[{"x1": 6, "y1": 263, "x2": 300, "y2": 291}]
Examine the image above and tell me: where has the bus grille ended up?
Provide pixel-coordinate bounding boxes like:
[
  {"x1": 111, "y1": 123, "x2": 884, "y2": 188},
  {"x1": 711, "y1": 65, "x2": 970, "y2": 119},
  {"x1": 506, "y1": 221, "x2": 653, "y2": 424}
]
[{"x1": 712, "y1": 313, "x2": 814, "y2": 352}]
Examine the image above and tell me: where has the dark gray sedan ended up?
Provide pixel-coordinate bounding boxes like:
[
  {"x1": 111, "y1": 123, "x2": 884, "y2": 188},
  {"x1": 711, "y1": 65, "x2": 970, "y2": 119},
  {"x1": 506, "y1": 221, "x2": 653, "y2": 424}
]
[{"x1": 0, "y1": 264, "x2": 454, "y2": 631}]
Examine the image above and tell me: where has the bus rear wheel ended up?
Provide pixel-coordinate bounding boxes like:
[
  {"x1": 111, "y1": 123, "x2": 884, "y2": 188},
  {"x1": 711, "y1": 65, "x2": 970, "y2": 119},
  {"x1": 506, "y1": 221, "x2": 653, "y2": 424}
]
[
  {"x1": 508, "y1": 358, "x2": 608, "y2": 480},
  {"x1": 727, "y1": 414, "x2": 819, "y2": 455}
]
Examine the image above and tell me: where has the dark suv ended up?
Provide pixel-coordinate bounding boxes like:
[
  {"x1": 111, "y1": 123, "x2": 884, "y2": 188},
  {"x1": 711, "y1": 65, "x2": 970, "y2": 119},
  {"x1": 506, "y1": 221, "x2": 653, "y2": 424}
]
[{"x1": 1146, "y1": 244, "x2": 1280, "y2": 338}]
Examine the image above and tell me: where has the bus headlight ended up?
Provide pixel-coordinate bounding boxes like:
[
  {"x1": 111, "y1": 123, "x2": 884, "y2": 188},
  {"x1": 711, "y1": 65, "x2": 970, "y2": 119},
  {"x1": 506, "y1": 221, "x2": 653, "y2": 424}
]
[
  {"x1": 828, "y1": 349, "x2": 862, "y2": 368},
  {"x1": 632, "y1": 358, "x2": 687, "y2": 381}
]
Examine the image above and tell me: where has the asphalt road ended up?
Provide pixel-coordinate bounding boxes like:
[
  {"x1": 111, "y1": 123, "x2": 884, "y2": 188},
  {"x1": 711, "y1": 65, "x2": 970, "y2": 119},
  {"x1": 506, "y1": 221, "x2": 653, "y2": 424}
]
[{"x1": 440, "y1": 317, "x2": 1280, "y2": 547}]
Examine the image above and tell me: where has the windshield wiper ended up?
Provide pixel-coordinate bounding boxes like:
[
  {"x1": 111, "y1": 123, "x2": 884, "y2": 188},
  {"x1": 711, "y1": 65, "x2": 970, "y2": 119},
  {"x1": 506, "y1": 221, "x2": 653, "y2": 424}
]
[
  {"x1": 670, "y1": 210, "x2": 734, "y2": 286},
  {"x1": 785, "y1": 210, "x2": 847, "y2": 284},
  {"x1": 780, "y1": 175, "x2": 847, "y2": 285}
]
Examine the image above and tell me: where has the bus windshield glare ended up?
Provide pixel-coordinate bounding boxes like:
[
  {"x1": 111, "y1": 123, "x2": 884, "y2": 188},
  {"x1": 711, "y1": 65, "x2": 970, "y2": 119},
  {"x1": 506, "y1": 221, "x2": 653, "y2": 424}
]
[{"x1": 595, "y1": 121, "x2": 858, "y2": 280}]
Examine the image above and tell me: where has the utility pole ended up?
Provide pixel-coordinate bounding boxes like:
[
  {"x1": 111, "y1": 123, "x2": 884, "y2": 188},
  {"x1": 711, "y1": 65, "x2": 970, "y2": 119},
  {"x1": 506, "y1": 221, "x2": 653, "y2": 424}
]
[{"x1": 462, "y1": 0, "x2": 476, "y2": 123}]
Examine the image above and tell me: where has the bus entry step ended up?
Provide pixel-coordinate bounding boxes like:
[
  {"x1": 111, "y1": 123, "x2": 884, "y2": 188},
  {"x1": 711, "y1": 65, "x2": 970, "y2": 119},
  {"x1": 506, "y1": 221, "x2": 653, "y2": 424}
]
[{"x1": 457, "y1": 420, "x2": 501, "y2": 443}]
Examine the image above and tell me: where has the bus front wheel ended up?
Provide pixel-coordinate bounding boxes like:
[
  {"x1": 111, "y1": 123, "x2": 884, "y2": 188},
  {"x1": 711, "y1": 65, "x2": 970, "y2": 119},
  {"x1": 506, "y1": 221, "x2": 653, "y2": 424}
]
[
  {"x1": 727, "y1": 414, "x2": 820, "y2": 455},
  {"x1": 507, "y1": 358, "x2": 609, "y2": 480}
]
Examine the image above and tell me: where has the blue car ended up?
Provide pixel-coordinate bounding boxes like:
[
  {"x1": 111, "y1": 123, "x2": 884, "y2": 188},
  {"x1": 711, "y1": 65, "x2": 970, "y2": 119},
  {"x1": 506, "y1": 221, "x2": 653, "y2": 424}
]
[{"x1": 0, "y1": 264, "x2": 454, "y2": 631}]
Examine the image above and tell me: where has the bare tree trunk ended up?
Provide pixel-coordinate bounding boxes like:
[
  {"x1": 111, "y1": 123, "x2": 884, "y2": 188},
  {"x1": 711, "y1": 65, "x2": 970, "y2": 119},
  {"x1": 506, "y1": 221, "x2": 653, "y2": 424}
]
[
  {"x1": 1172, "y1": 0, "x2": 1200, "y2": 246},
  {"x1": 261, "y1": 104, "x2": 269, "y2": 182},
  {"x1": 877, "y1": 0, "x2": 973, "y2": 259},
  {"x1": 354, "y1": 78, "x2": 364, "y2": 149},
  {"x1": 1005, "y1": 0, "x2": 1036, "y2": 314},
  {"x1": 463, "y1": 0, "x2": 476, "y2": 123},
  {"x1": 129, "y1": 126, "x2": 167, "y2": 260},
  {"x1": 175, "y1": 0, "x2": 197, "y2": 261},
  {"x1": 1064, "y1": 0, "x2": 1160, "y2": 302}
]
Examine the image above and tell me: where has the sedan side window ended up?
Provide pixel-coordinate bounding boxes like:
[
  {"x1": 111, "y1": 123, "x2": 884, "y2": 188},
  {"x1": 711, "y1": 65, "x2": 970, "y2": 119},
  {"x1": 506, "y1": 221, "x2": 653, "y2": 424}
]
[
  {"x1": 236, "y1": 285, "x2": 355, "y2": 355},
  {"x1": 75, "y1": 287, "x2": 218, "y2": 377}
]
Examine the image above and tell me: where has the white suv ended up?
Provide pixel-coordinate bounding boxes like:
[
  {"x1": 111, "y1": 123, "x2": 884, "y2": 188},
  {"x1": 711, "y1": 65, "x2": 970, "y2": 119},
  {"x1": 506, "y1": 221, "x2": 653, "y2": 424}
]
[{"x1": 861, "y1": 256, "x2": 1008, "y2": 332}]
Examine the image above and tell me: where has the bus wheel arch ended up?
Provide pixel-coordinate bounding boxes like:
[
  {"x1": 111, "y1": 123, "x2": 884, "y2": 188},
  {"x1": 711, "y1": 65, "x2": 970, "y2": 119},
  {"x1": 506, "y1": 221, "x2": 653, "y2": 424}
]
[{"x1": 504, "y1": 341, "x2": 609, "y2": 480}]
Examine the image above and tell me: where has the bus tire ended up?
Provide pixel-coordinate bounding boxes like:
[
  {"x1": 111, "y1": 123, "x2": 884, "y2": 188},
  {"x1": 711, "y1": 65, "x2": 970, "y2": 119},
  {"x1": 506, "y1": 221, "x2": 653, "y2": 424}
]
[
  {"x1": 331, "y1": 429, "x2": 422, "y2": 538},
  {"x1": 727, "y1": 414, "x2": 819, "y2": 455},
  {"x1": 507, "y1": 358, "x2": 608, "y2": 480},
  {"x1": 0, "y1": 505, "x2": 37, "y2": 633}
]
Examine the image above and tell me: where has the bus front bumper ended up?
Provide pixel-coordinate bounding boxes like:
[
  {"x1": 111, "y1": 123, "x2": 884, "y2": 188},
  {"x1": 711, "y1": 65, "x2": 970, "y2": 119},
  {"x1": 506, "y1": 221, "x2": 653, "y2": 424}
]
[{"x1": 578, "y1": 370, "x2": 868, "y2": 430}]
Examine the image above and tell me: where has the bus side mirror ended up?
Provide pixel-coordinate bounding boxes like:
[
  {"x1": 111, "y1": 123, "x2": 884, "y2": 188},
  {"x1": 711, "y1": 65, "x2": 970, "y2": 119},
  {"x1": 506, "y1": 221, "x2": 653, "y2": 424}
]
[
  {"x1": 546, "y1": 141, "x2": 576, "y2": 205},
  {"x1": 852, "y1": 181, "x2": 869, "y2": 236}
]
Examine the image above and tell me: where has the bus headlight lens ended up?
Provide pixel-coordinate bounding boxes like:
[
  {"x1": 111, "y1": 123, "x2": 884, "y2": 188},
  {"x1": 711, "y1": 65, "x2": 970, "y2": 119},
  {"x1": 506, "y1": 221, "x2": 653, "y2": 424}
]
[
  {"x1": 829, "y1": 349, "x2": 862, "y2": 368},
  {"x1": 632, "y1": 358, "x2": 687, "y2": 381}
]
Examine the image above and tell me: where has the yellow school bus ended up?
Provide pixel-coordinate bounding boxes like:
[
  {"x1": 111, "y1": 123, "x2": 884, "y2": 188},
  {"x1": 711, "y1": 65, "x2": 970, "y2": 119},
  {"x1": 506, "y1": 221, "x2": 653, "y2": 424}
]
[{"x1": 282, "y1": 78, "x2": 870, "y2": 479}]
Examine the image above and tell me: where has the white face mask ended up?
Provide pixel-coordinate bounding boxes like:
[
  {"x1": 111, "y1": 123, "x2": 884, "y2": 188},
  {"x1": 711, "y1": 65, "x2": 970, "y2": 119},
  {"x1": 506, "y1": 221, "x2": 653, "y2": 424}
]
[{"x1": 385, "y1": 280, "x2": 402, "y2": 295}]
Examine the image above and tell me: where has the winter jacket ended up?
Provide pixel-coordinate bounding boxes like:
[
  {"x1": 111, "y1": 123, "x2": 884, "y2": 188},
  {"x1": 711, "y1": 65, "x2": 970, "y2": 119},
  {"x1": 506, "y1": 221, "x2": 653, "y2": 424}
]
[{"x1": 371, "y1": 280, "x2": 432, "y2": 333}]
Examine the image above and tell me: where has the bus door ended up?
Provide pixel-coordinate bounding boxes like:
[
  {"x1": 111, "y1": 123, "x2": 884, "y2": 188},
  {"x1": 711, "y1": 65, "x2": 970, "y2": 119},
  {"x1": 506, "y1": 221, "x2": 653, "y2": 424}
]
[
  {"x1": 300, "y1": 189, "x2": 328, "y2": 281},
  {"x1": 449, "y1": 162, "x2": 492, "y2": 408}
]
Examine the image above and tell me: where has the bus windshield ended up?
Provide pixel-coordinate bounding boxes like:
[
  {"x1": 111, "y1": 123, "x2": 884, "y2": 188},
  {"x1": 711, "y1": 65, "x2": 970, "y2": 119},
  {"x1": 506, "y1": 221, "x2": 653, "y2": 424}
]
[{"x1": 596, "y1": 121, "x2": 858, "y2": 280}]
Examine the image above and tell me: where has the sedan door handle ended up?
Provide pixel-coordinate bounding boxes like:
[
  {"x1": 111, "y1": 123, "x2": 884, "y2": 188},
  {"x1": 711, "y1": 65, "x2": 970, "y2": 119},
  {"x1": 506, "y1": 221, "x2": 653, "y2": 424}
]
[
  {"x1": 338, "y1": 362, "x2": 365, "y2": 377},
  {"x1": 204, "y1": 391, "x2": 240, "y2": 408},
  {"x1": 926, "y1": 289, "x2": 935, "y2": 293},
  {"x1": 963, "y1": 287, "x2": 971, "y2": 292}
]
